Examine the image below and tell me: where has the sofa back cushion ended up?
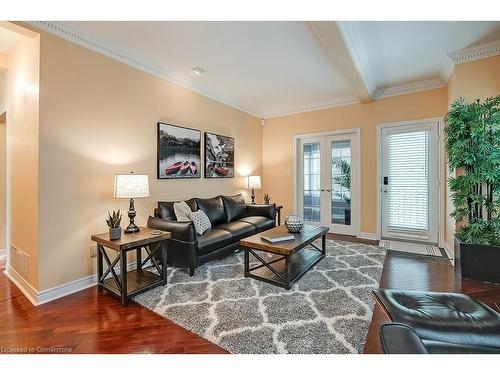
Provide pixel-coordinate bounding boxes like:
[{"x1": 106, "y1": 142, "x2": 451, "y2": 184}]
[
  {"x1": 195, "y1": 196, "x2": 226, "y2": 226},
  {"x1": 222, "y1": 194, "x2": 247, "y2": 222},
  {"x1": 158, "y1": 199, "x2": 197, "y2": 220}
]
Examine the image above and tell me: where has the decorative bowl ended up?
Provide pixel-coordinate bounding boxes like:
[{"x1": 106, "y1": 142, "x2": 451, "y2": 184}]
[{"x1": 284, "y1": 215, "x2": 304, "y2": 233}]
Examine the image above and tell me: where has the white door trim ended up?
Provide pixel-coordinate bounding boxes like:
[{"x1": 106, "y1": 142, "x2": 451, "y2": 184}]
[
  {"x1": 293, "y1": 128, "x2": 361, "y2": 236},
  {"x1": 376, "y1": 117, "x2": 445, "y2": 247}
]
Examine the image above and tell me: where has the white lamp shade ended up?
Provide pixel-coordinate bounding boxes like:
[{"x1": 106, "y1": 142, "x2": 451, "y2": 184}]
[
  {"x1": 114, "y1": 174, "x2": 150, "y2": 199},
  {"x1": 247, "y1": 175, "x2": 261, "y2": 189}
]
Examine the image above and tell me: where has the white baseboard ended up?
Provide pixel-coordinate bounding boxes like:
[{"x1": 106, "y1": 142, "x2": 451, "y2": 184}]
[
  {"x1": 357, "y1": 232, "x2": 378, "y2": 241},
  {"x1": 0, "y1": 248, "x2": 7, "y2": 262},
  {"x1": 4, "y1": 264, "x2": 39, "y2": 306},
  {"x1": 443, "y1": 242, "x2": 454, "y2": 265},
  {"x1": 4, "y1": 261, "x2": 138, "y2": 306}
]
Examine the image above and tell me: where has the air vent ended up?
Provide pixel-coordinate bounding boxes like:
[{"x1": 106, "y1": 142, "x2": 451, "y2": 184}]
[{"x1": 10, "y1": 245, "x2": 29, "y2": 279}]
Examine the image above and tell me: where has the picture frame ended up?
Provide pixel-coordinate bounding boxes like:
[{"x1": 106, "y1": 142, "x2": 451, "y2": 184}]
[
  {"x1": 204, "y1": 132, "x2": 235, "y2": 178},
  {"x1": 157, "y1": 122, "x2": 201, "y2": 179}
]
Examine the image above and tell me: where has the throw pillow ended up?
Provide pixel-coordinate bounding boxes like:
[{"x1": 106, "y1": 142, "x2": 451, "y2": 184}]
[
  {"x1": 190, "y1": 210, "x2": 212, "y2": 235},
  {"x1": 173, "y1": 201, "x2": 192, "y2": 221}
]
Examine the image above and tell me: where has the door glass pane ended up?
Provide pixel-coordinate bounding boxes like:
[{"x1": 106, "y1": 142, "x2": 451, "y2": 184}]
[
  {"x1": 387, "y1": 130, "x2": 429, "y2": 232},
  {"x1": 303, "y1": 143, "x2": 320, "y2": 222},
  {"x1": 331, "y1": 140, "x2": 351, "y2": 225}
]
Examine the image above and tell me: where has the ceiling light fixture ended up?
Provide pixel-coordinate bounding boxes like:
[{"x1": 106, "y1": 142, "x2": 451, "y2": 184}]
[{"x1": 192, "y1": 67, "x2": 205, "y2": 75}]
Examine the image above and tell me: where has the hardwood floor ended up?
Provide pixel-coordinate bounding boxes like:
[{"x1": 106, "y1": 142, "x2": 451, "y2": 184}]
[{"x1": 0, "y1": 236, "x2": 499, "y2": 354}]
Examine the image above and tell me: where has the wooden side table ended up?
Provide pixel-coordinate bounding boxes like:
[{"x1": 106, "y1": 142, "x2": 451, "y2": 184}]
[{"x1": 91, "y1": 227, "x2": 171, "y2": 305}]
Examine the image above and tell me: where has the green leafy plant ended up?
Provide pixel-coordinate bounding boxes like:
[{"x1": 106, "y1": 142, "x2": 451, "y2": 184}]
[
  {"x1": 332, "y1": 159, "x2": 351, "y2": 204},
  {"x1": 106, "y1": 210, "x2": 122, "y2": 229},
  {"x1": 445, "y1": 96, "x2": 500, "y2": 246}
]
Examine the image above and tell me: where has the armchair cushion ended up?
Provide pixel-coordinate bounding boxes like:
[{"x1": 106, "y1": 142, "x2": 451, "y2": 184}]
[
  {"x1": 379, "y1": 323, "x2": 428, "y2": 354},
  {"x1": 221, "y1": 194, "x2": 247, "y2": 222},
  {"x1": 196, "y1": 196, "x2": 226, "y2": 226},
  {"x1": 372, "y1": 289, "x2": 500, "y2": 349}
]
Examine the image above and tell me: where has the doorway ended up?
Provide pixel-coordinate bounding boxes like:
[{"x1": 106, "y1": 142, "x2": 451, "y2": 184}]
[
  {"x1": 378, "y1": 119, "x2": 441, "y2": 245},
  {"x1": 295, "y1": 129, "x2": 360, "y2": 235}
]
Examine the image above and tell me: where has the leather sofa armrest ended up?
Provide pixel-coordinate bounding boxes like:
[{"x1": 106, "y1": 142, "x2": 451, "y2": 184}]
[
  {"x1": 379, "y1": 323, "x2": 428, "y2": 354},
  {"x1": 147, "y1": 216, "x2": 196, "y2": 242},
  {"x1": 245, "y1": 204, "x2": 276, "y2": 220}
]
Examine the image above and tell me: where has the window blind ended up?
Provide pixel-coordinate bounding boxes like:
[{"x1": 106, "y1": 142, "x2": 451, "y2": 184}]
[{"x1": 386, "y1": 130, "x2": 429, "y2": 233}]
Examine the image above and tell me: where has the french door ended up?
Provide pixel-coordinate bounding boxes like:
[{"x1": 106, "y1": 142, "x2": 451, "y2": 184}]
[
  {"x1": 380, "y1": 122, "x2": 439, "y2": 244},
  {"x1": 297, "y1": 131, "x2": 360, "y2": 235}
]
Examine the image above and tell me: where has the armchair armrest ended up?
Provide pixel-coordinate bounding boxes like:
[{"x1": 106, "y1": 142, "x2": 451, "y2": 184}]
[
  {"x1": 379, "y1": 323, "x2": 428, "y2": 354},
  {"x1": 147, "y1": 216, "x2": 196, "y2": 242},
  {"x1": 246, "y1": 204, "x2": 276, "y2": 220}
]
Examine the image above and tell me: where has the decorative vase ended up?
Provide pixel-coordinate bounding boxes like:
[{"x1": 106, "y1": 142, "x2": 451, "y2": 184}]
[
  {"x1": 109, "y1": 227, "x2": 121, "y2": 240},
  {"x1": 284, "y1": 215, "x2": 303, "y2": 233}
]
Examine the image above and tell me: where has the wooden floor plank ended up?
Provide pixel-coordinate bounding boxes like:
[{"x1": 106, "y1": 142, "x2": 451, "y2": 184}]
[{"x1": 1, "y1": 234, "x2": 499, "y2": 354}]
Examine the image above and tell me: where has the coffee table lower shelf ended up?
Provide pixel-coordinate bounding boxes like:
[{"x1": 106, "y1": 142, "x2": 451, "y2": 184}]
[{"x1": 244, "y1": 248, "x2": 324, "y2": 290}]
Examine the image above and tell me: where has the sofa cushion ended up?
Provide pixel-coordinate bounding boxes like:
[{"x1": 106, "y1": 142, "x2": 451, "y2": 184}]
[
  {"x1": 221, "y1": 194, "x2": 247, "y2": 222},
  {"x1": 237, "y1": 216, "x2": 275, "y2": 231},
  {"x1": 195, "y1": 196, "x2": 226, "y2": 226},
  {"x1": 174, "y1": 201, "x2": 192, "y2": 221},
  {"x1": 216, "y1": 221, "x2": 255, "y2": 241},
  {"x1": 197, "y1": 228, "x2": 232, "y2": 255},
  {"x1": 158, "y1": 199, "x2": 197, "y2": 220},
  {"x1": 190, "y1": 210, "x2": 212, "y2": 235}
]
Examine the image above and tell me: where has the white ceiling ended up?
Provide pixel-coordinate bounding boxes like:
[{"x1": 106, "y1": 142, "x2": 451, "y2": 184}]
[{"x1": 39, "y1": 21, "x2": 500, "y2": 117}]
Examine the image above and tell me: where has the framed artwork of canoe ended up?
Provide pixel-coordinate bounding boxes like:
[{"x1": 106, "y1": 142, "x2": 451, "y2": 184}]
[
  {"x1": 157, "y1": 122, "x2": 201, "y2": 179},
  {"x1": 204, "y1": 132, "x2": 235, "y2": 178}
]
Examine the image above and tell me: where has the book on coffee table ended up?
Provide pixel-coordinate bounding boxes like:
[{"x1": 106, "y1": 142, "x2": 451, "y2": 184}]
[{"x1": 261, "y1": 232, "x2": 295, "y2": 243}]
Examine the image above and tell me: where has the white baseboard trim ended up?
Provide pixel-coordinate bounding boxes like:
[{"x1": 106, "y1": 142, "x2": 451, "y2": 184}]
[
  {"x1": 443, "y1": 242, "x2": 454, "y2": 265},
  {"x1": 357, "y1": 232, "x2": 378, "y2": 241},
  {"x1": 0, "y1": 248, "x2": 7, "y2": 262},
  {"x1": 4, "y1": 264, "x2": 39, "y2": 306},
  {"x1": 4, "y1": 261, "x2": 139, "y2": 306}
]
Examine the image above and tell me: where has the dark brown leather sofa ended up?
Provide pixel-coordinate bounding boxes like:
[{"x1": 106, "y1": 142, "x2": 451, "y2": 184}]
[{"x1": 147, "y1": 193, "x2": 276, "y2": 276}]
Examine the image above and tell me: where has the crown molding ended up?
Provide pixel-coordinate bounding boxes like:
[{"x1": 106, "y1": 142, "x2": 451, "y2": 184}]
[
  {"x1": 447, "y1": 40, "x2": 500, "y2": 64},
  {"x1": 263, "y1": 96, "x2": 360, "y2": 119},
  {"x1": 372, "y1": 78, "x2": 446, "y2": 100},
  {"x1": 336, "y1": 21, "x2": 375, "y2": 95},
  {"x1": 27, "y1": 21, "x2": 262, "y2": 119}
]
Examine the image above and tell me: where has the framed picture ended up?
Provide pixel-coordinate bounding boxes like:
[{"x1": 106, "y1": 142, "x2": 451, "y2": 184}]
[
  {"x1": 157, "y1": 122, "x2": 201, "y2": 179},
  {"x1": 204, "y1": 132, "x2": 235, "y2": 178}
]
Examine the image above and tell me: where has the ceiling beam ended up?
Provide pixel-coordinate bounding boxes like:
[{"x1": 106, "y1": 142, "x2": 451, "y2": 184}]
[{"x1": 309, "y1": 21, "x2": 372, "y2": 103}]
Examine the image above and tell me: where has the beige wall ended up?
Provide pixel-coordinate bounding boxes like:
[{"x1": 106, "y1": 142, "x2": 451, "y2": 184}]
[
  {"x1": 3, "y1": 23, "x2": 40, "y2": 288},
  {"x1": 36, "y1": 30, "x2": 262, "y2": 290},
  {"x1": 444, "y1": 55, "x2": 500, "y2": 253},
  {"x1": 263, "y1": 88, "x2": 448, "y2": 235},
  {"x1": 0, "y1": 119, "x2": 5, "y2": 250}
]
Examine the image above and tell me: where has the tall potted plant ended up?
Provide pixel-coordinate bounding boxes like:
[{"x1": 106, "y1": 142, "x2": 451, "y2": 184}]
[{"x1": 445, "y1": 95, "x2": 500, "y2": 282}]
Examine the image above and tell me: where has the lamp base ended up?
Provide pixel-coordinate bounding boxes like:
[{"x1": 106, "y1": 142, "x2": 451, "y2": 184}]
[
  {"x1": 124, "y1": 223, "x2": 140, "y2": 233},
  {"x1": 125, "y1": 198, "x2": 140, "y2": 233},
  {"x1": 251, "y1": 188, "x2": 256, "y2": 204}
]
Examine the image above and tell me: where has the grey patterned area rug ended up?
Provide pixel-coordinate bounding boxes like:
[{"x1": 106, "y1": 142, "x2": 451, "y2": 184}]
[{"x1": 134, "y1": 239, "x2": 386, "y2": 354}]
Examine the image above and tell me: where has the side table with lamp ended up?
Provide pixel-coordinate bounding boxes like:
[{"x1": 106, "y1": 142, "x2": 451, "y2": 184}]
[{"x1": 92, "y1": 173, "x2": 171, "y2": 305}]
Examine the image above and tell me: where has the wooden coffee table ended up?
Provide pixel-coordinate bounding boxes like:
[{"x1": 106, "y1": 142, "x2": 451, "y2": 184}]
[{"x1": 240, "y1": 224, "x2": 328, "y2": 290}]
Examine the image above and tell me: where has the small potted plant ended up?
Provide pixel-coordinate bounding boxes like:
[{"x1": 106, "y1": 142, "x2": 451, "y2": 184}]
[
  {"x1": 263, "y1": 193, "x2": 271, "y2": 205},
  {"x1": 106, "y1": 210, "x2": 122, "y2": 240}
]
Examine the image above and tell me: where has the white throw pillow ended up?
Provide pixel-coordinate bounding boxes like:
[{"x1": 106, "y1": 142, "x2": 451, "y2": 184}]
[
  {"x1": 173, "y1": 201, "x2": 192, "y2": 221},
  {"x1": 190, "y1": 210, "x2": 211, "y2": 235}
]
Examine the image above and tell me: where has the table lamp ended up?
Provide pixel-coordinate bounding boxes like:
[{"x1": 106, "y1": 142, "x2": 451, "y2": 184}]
[
  {"x1": 114, "y1": 173, "x2": 150, "y2": 233},
  {"x1": 247, "y1": 175, "x2": 261, "y2": 205}
]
